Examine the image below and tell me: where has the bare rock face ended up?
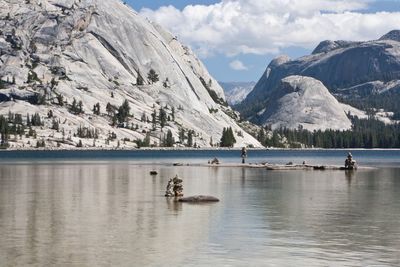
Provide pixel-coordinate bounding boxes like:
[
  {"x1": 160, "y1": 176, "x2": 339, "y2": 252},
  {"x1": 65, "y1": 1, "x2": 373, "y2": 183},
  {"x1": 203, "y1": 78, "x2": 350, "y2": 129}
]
[
  {"x1": 379, "y1": 30, "x2": 400, "y2": 42},
  {"x1": 257, "y1": 76, "x2": 352, "y2": 131},
  {"x1": 0, "y1": 0, "x2": 261, "y2": 149},
  {"x1": 238, "y1": 31, "x2": 400, "y2": 127}
]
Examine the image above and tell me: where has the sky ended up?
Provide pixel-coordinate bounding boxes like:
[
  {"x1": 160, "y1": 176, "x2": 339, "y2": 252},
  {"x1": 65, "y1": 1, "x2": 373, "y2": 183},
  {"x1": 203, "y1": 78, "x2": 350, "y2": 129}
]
[{"x1": 126, "y1": 0, "x2": 400, "y2": 82}]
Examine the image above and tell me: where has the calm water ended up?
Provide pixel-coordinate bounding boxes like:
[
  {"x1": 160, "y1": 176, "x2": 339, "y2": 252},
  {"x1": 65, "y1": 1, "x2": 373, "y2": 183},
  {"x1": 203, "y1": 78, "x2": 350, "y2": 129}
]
[{"x1": 0, "y1": 150, "x2": 400, "y2": 266}]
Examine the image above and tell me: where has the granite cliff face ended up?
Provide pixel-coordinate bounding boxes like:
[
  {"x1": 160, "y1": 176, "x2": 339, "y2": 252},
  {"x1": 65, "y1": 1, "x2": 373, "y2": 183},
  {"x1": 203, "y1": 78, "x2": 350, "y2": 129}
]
[
  {"x1": 238, "y1": 31, "x2": 400, "y2": 129},
  {"x1": 0, "y1": 0, "x2": 261, "y2": 148},
  {"x1": 256, "y1": 76, "x2": 352, "y2": 131}
]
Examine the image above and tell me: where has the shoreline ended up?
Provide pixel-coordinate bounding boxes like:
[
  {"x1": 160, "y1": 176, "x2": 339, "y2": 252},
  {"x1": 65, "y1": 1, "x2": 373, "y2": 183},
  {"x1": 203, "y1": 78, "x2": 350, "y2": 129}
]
[{"x1": 1, "y1": 147, "x2": 400, "y2": 152}]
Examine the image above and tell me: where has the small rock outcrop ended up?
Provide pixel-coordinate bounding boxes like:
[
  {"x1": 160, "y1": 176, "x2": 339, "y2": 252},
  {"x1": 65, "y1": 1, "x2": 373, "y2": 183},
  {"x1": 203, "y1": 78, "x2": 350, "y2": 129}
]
[{"x1": 178, "y1": 195, "x2": 220, "y2": 203}]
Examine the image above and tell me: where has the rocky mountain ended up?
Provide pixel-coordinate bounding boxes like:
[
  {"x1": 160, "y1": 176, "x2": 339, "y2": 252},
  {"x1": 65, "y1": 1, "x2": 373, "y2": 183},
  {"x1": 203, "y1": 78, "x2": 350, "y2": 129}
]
[
  {"x1": 238, "y1": 31, "x2": 400, "y2": 129},
  {"x1": 257, "y1": 76, "x2": 352, "y2": 131},
  {"x1": 219, "y1": 81, "x2": 255, "y2": 105},
  {"x1": 0, "y1": 0, "x2": 261, "y2": 149}
]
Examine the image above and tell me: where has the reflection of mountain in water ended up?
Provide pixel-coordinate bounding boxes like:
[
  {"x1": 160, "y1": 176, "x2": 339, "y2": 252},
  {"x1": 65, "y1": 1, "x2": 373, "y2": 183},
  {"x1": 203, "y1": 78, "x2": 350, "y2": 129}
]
[{"x1": 1, "y1": 163, "x2": 400, "y2": 266}]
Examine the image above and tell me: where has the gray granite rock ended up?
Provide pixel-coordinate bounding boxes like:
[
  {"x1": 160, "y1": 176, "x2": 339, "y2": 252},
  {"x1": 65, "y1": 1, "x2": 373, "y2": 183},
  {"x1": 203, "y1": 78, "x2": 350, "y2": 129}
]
[
  {"x1": 238, "y1": 31, "x2": 400, "y2": 128},
  {"x1": 178, "y1": 195, "x2": 220, "y2": 203}
]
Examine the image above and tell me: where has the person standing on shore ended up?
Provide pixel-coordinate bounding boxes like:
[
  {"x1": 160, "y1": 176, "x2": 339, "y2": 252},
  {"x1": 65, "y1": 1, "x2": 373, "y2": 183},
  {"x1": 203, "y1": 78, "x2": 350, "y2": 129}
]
[{"x1": 241, "y1": 147, "x2": 247, "y2": 164}]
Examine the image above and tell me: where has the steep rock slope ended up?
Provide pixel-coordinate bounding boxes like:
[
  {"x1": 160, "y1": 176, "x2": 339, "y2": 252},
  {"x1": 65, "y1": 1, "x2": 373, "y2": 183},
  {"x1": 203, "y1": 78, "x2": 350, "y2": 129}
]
[
  {"x1": 238, "y1": 31, "x2": 400, "y2": 122},
  {"x1": 257, "y1": 76, "x2": 352, "y2": 131},
  {"x1": 219, "y1": 81, "x2": 255, "y2": 105},
  {"x1": 0, "y1": 0, "x2": 261, "y2": 148}
]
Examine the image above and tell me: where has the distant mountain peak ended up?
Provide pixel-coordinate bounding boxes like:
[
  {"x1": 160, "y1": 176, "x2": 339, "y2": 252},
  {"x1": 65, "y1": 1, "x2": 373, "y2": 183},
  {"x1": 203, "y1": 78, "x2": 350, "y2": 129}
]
[
  {"x1": 238, "y1": 32, "x2": 400, "y2": 130},
  {"x1": 379, "y1": 30, "x2": 400, "y2": 42},
  {"x1": 219, "y1": 81, "x2": 256, "y2": 106},
  {"x1": 312, "y1": 40, "x2": 356, "y2": 55},
  {"x1": 269, "y1": 55, "x2": 291, "y2": 67}
]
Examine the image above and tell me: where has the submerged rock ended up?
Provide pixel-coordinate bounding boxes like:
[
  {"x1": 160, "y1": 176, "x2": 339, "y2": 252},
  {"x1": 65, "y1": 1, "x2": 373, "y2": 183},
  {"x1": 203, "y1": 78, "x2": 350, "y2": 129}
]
[{"x1": 178, "y1": 195, "x2": 220, "y2": 203}]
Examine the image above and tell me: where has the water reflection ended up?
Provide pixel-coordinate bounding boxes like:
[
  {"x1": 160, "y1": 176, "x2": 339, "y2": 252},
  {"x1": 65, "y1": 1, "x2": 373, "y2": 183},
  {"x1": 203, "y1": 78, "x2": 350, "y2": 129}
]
[{"x1": 0, "y1": 163, "x2": 399, "y2": 266}]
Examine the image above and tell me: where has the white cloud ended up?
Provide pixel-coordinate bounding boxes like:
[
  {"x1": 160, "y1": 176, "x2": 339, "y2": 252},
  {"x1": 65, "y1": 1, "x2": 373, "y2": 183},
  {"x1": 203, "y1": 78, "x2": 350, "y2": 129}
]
[
  {"x1": 229, "y1": 60, "x2": 248, "y2": 70},
  {"x1": 140, "y1": 0, "x2": 400, "y2": 58}
]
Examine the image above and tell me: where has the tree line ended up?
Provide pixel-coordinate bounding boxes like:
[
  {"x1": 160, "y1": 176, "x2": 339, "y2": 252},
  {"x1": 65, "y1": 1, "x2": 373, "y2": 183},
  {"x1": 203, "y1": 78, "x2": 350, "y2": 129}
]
[{"x1": 257, "y1": 116, "x2": 400, "y2": 148}]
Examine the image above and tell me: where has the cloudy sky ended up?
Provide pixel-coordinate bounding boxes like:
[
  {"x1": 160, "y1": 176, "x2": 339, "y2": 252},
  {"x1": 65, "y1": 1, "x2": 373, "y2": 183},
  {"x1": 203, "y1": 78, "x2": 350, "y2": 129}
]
[{"x1": 126, "y1": 0, "x2": 400, "y2": 82}]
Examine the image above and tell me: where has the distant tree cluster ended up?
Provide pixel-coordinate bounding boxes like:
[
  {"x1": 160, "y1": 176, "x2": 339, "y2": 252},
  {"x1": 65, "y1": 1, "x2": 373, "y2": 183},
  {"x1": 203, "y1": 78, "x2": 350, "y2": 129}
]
[
  {"x1": 106, "y1": 100, "x2": 131, "y2": 126},
  {"x1": 117, "y1": 100, "x2": 130, "y2": 123},
  {"x1": 70, "y1": 98, "x2": 83, "y2": 114},
  {"x1": 0, "y1": 112, "x2": 42, "y2": 148},
  {"x1": 147, "y1": 105, "x2": 176, "y2": 131},
  {"x1": 256, "y1": 128, "x2": 284, "y2": 148},
  {"x1": 162, "y1": 130, "x2": 175, "y2": 147},
  {"x1": 36, "y1": 139, "x2": 46, "y2": 148},
  {"x1": 338, "y1": 89, "x2": 400, "y2": 121},
  {"x1": 0, "y1": 115, "x2": 10, "y2": 148},
  {"x1": 135, "y1": 132, "x2": 151, "y2": 148},
  {"x1": 263, "y1": 116, "x2": 400, "y2": 148},
  {"x1": 220, "y1": 127, "x2": 236, "y2": 147},
  {"x1": 75, "y1": 126, "x2": 99, "y2": 139}
]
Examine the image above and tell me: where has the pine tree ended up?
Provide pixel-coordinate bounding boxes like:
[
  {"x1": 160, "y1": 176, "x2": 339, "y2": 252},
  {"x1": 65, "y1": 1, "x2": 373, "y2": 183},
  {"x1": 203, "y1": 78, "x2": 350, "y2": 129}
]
[
  {"x1": 26, "y1": 113, "x2": 31, "y2": 127},
  {"x1": 179, "y1": 128, "x2": 185, "y2": 143},
  {"x1": 220, "y1": 127, "x2": 236, "y2": 147},
  {"x1": 93, "y1": 103, "x2": 101, "y2": 115},
  {"x1": 147, "y1": 69, "x2": 159, "y2": 84},
  {"x1": 257, "y1": 128, "x2": 266, "y2": 145},
  {"x1": 159, "y1": 107, "x2": 167, "y2": 128},
  {"x1": 118, "y1": 99, "x2": 130, "y2": 123},
  {"x1": 71, "y1": 98, "x2": 77, "y2": 114},
  {"x1": 141, "y1": 112, "x2": 146, "y2": 122},
  {"x1": 187, "y1": 130, "x2": 194, "y2": 147},
  {"x1": 106, "y1": 103, "x2": 114, "y2": 116},
  {"x1": 151, "y1": 109, "x2": 157, "y2": 130},
  {"x1": 165, "y1": 130, "x2": 175, "y2": 147},
  {"x1": 56, "y1": 94, "x2": 64, "y2": 106},
  {"x1": 77, "y1": 140, "x2": 83, "y2": 148},
  {"x1": 78, "y1": 101, "x2": 83, "y2": 114}
]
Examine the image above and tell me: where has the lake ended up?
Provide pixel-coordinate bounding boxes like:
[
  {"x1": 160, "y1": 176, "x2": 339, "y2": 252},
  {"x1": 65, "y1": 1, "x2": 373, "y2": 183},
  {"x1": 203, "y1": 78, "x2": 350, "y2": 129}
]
[{"x1": 0, "y1": 150, "x2": 399, "y2": 266}]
